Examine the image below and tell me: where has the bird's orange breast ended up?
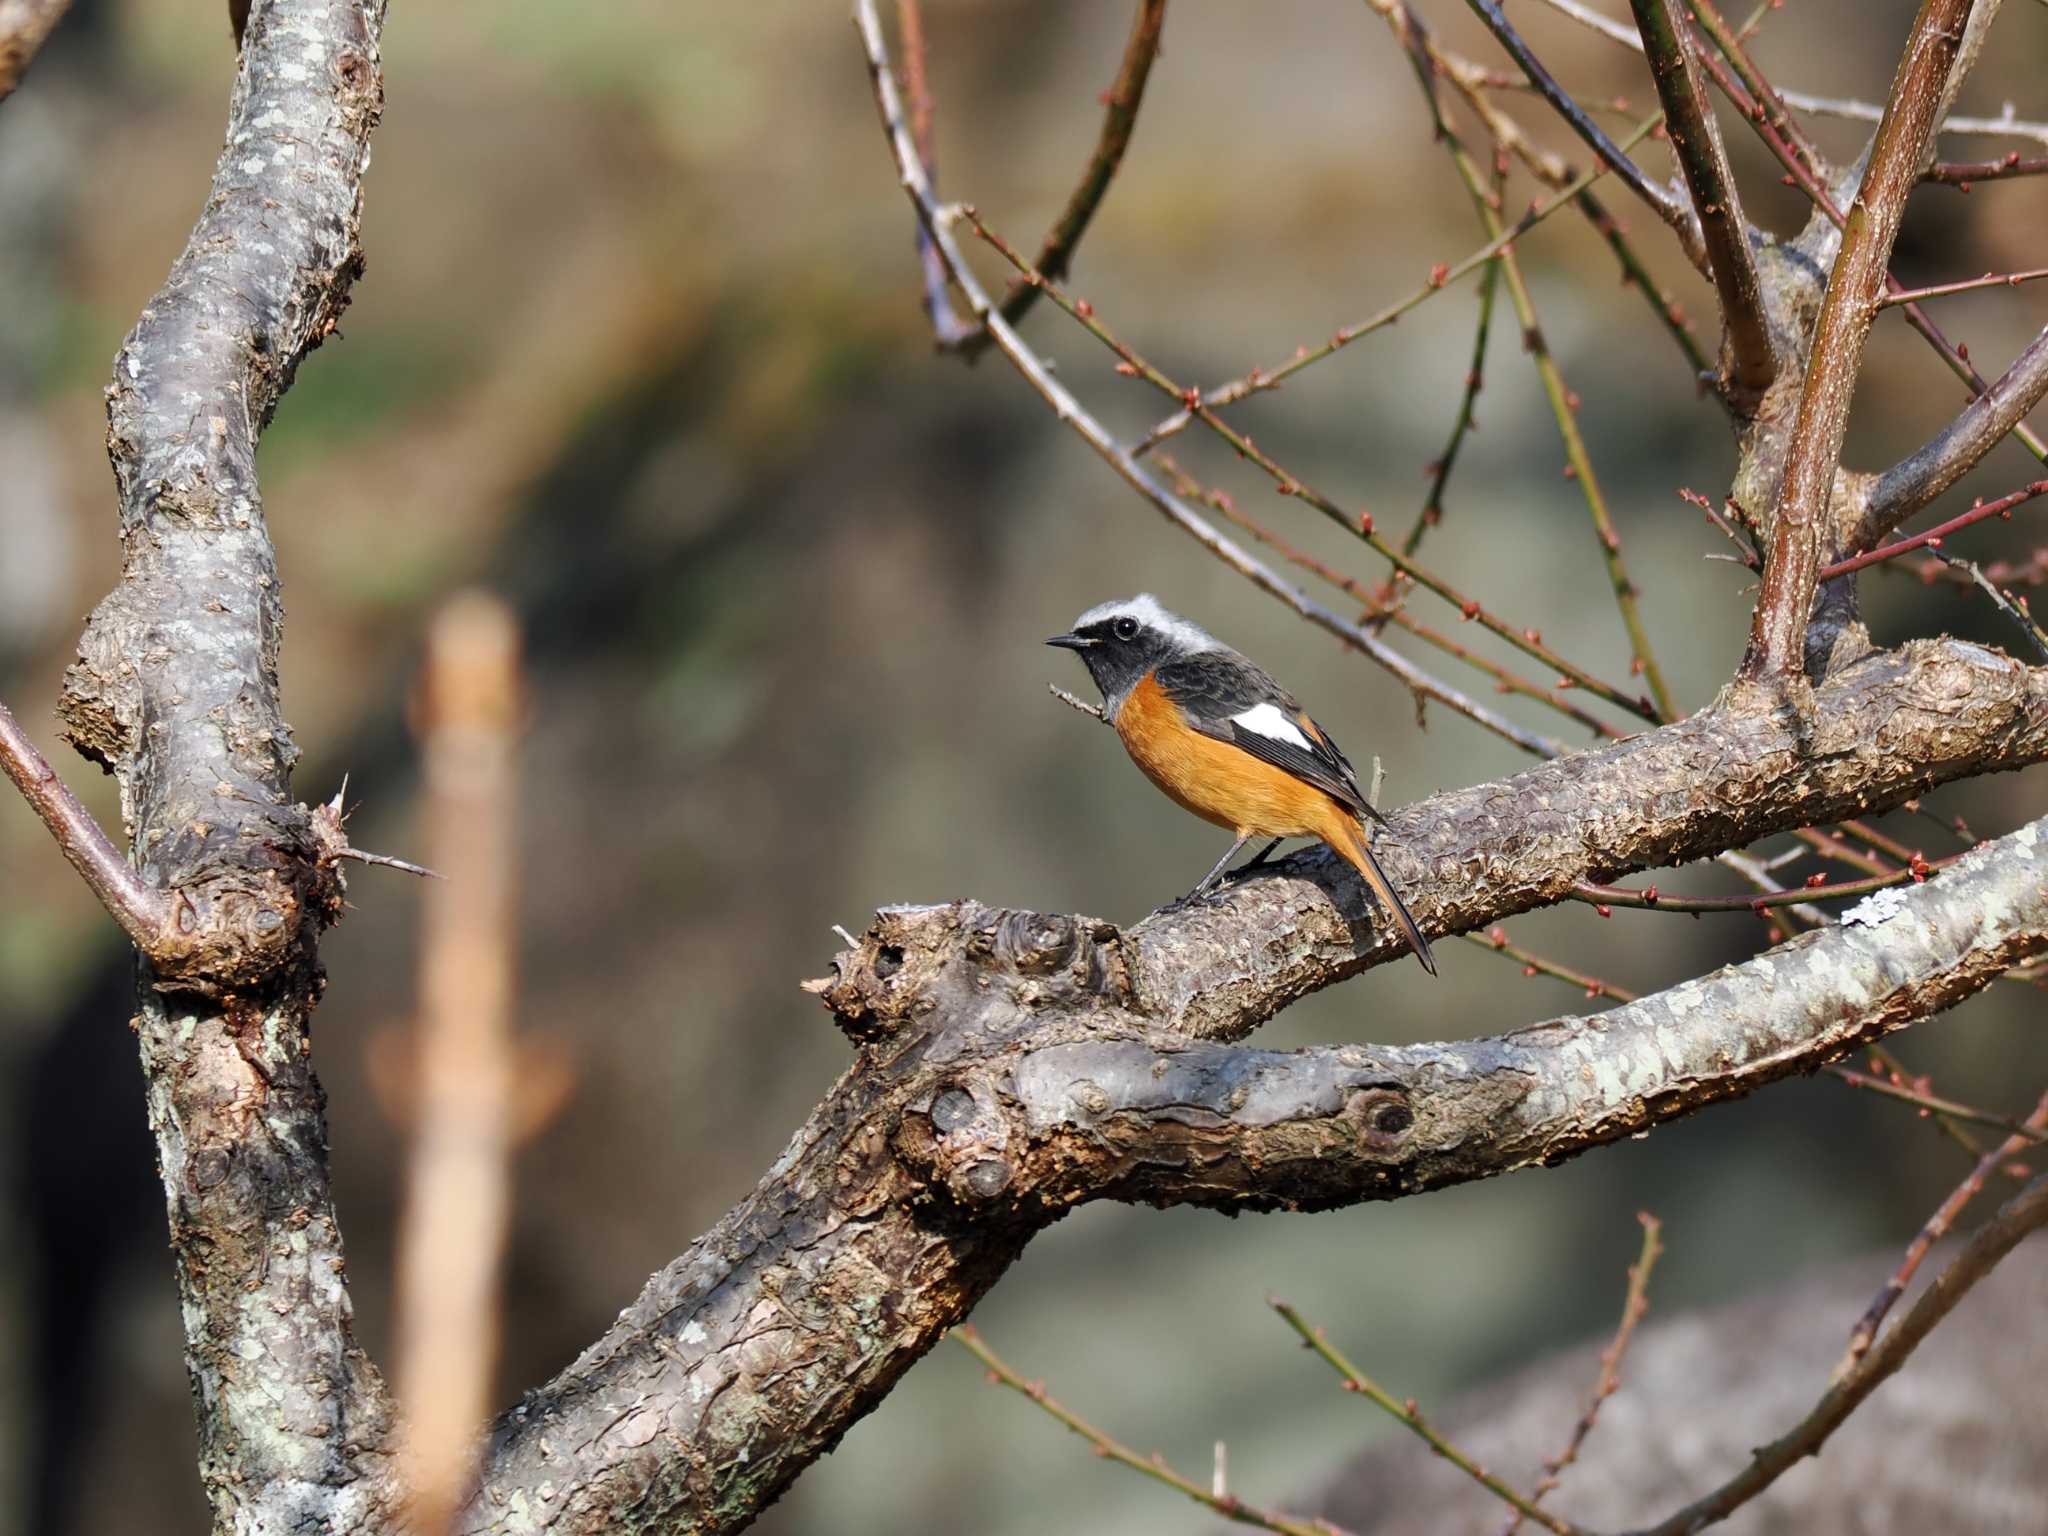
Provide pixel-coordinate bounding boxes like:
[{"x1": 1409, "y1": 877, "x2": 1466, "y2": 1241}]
[{"x1": 1116, "y1": 671, "x2": 1340, "y2": 840}]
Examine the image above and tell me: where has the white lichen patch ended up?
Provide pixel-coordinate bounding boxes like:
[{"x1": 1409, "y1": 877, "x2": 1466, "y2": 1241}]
[{"x1": 1843, "y1": 886, "x2": 1909, "y2": 928}]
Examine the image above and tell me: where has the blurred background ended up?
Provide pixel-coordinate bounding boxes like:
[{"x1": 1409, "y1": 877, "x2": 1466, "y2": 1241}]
[{"x1": 2, "y1": 2, "x2": 2045, "y2": 1532}]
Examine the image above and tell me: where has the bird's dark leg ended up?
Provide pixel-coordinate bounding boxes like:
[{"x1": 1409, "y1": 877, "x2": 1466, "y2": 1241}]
[
  {"x1": 1235, "y1": 837, "x2": 1285, "y2": 873},
  {"x1": 1184, "y1": 834, "x2": 1255, "y2": 902}
]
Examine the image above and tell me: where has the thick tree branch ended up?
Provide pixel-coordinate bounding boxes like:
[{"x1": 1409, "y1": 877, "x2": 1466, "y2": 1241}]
[
  {"x1": 1627, "y1": 0, "x2": 1777, "y2": 400},
  {"x1": 0, "y1": 0, "x2": 70, "y2": 101},
  {"x1": 465, "y1": 803, "x2": 2048, "y2": 1535},
  {"x1": 51, "y1": 0, "x2": 401, "y2": 1530},
  {"x1": 1741, "y1": 0, "x2": 1976, "y2": 681},
  {"x1": 1859, "y1": 326, "x2": 2048, "y2": 547}
]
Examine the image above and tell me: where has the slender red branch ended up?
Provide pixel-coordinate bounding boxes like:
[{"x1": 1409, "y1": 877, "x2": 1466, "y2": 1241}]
[
  {"x1": 1819, "y1": 480, "x2": 2048, "y2": 580},
  {"x1": 1927, "y1": 151, "x2": 2048, "y2": 186},
  {"x1": 1878, "y1": 266, "x2": 2048, "y2": 307},
  {"x1": 1470, "y1": 925, "x2": 1638, "y2": 1000},
  {"x1": 0, "y1": 696, "x2": 171, "y2": 952},
  {"x1": 1828, "y1": 1066, "x2": 2047, "y2": 1146},
  {"x1": 1576, "y1": 850, "x2": 1960, "y2": 913},
  {"x1": 1741, "y1": 0, "x2": 1976, "y2": 681}
]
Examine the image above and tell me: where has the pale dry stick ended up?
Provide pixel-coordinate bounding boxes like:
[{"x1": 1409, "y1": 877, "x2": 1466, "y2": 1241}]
[
  {"x1": 393, "y1": 593, "x2": 525, "y2": 1536},
  {"x1": 0, "y1": 0, "x2": 71, "y2": 100},
  {"x1": 1272, "y1": 1300, "x2": 1580, "y2": 1536},
  {"x1": 1534, "y1": 0, "x2": 1640, "y2": 48},
  {"x1": 953, "y1": 1326, "x2": 1351, "y2": 1536},
  {"x1": 892, "y1": 0, "x2": 977, "y2": 345},
  {"x1": 0, "y1": 696, "x2": 171, "y2": 951},
  {"x1": 963, "y1": 212, "x2": 1659, "y2": 724},
  {"x1": 1502, "y1": 1214, "x2": 1663, "y2": 1535},
  {"x1": 1628, "y1": 0, "x2": 1777, "y2": 400},
  {"x1": 1742, "y1": 0, "x2": 1976, "y2": 682},
  {"x1": 856, "y1": 1, "x2": 1560, "y2": 759},
  {"x1": 1635, "y1": 1171, "x2": 2048, "y2": 1536},
  {"x1": 1779, "y1": 88, "x2": 2048, "y2": 149},
  {"x1": 1834, "y1": 1086, "x2": 2048, "y2": 1376}
]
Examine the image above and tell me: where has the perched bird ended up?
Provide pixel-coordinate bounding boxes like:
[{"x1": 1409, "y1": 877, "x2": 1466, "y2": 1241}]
[{"x1": 1048, "y1": 594, "x2": 1436, "y2": 975}]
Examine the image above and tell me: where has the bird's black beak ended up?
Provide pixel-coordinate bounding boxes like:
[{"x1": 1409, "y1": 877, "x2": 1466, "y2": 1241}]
[{"x1": 1045, "y1": 632, "x2": 1095, "y2": 650}]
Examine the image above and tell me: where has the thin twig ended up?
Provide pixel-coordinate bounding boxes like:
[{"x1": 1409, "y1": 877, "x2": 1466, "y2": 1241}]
[
  {"x1": 1936, "y1": 551, "x2": 2048, "y2": 660},
  {"x1": 1467, "y1": 925, "x2": 1639, "y2": 1000},
  {"x1": 1835, "y1": 1084, "x2": 2048, "y2": 1376},
  {"x1": 1575, "y1": 850, "x2": 1960, "y2": 912},
  {"x1": 1779, "y1": 88, "x2": 2048, "y2": 149},
  {"x1": 893, "y1": 0, "x2": 977, "y2": 346},
  {"x1": 1829, "y1": 1066, "x2": 2048, "y2": 1145},
  {"x1": 1414, "y1": 58, "x2": 1678, "y2": 717},
  {"x1": 1879, "y1": 266, "x2": 2048, "y2": 307},
  {"x1": 953, "y1": 1326, "x2": 1349, "y2": 1536},
  {"x1": 1050, "y1": 683, "x2": 1108, "y2": 723},
  {"x1": 1628, "y1": 0, "x2": 1777, "y2": 398},
  {"x1": 1741, "y1": 0, "x2": 1976, "y2": 680},
  {"x1": 1272, "y1": 1299, "x2": 1579, "y2": 1536},
  {"x1": 1927, "y1": 151, "x2": 2048, "y2": 185},
  {"x1": 1859, "y1": 1041, "x2": 1990, "y2": 1160},
  {"x1": 1820, "y1": 479, "x2": 2048, "y2": 579},
  {"x1": 1631, "y1": 1171, "x2": 2048, "y2": 1536},
  {"x1": 394, "y1": 593, "x2": 524, "y2": 1536},
  {"x1": 0, "y1": 696, "x2": 172, "y2": 952},
  {"x1": 973, "y1": 0, "x2": 1169, "y2": 350},
  {"x1": 1464, "y1": 0, "x2": 1705, "y2": 266},
  {"x1": 1502, "y1": 1214, "x2": 1663, "y2": 1534}
]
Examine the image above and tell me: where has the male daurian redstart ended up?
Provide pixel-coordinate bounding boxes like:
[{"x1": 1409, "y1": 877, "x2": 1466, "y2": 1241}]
[{"x1": 1049, "y1": 594, "x2": 1436, "y2": 975}]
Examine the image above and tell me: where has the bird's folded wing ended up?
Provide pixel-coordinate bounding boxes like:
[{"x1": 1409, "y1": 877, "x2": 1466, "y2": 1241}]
[{"x1": 1153, "y1": 655, "x2": 1381, "y2": 823}]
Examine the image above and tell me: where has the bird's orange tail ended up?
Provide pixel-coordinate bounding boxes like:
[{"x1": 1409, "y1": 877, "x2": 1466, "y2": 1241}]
[{"x1": 1327, "y1": 815, "x2": 1437, "y2": 976}]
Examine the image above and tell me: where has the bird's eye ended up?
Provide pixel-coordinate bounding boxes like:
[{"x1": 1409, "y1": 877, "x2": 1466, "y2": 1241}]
[{"x1": 1112, "y1": 617, "x2": 1140, "y2": 642}]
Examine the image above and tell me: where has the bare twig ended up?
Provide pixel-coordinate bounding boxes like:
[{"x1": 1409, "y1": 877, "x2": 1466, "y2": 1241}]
[
  {"x1": 0, "y1": 697, "x2": 171, "y2": 952},
  {"x1": 394, "y1": 593, "x2": 524, "y2": 1536},
  {"x1": 974, "y1": 0, "x2": 1168, "y2": 348},
  {"x1": 1273, "y1": 1300, "x2": 1579, "y2": 1536},
  {"x1": 1879, "y1": 267, "x2": 2048, "y2": 306},
  {"x1": 1859, "y1": 1041, "x2": 1991, "y2": 1159},
  {"x1": 1741, "y1": 0, "x2": 1976, "y2": 681},
  {"x1": 1502, "y1": 1214, "x2": 1663, "y2": 1533},
  {"x1": 1050, "y1": 682, "x2": 1109, "y2": 722},
  {"x1": 892, "y1": 0, "x2": 976, "y2": 345},
  {"x1": 1468, "y1": 925, "x2": 1638, "y2": 999},
  {"x1": 0, "y1": 0, "x2": 70, "y2": 101},
  {"x1": 1407, "y1": 193, "x2": 1504, "y2": 561},
  {"x1": 1634, "y1": 1171, "x2": 2048, "y2": 1536},
  {"x1": 1928, "y1": 151, "x2": 2048, "y2": 184},
  {"x1": 1828, "y1": 1064, "x2": 2047, "y2": 1145},
  {"x1": 1464, "y1": 0, "x2": 1705, "y2": 265},
  {"x1": 1575, "y1": 850, "x2": 1961, "y2": 912},
  {"x1": 953, "y1": 1326, "x2": 1346, "y2": 1536},
  {"x1": 1835, "y1": 1085, "x2": 2048, "y2": 1375},
  {"x1": 1628, "y1": 0, "x2": 1777, "y2": 399},
  {"x1": 1821, "y1": 478, "x2": 2048, "y2": 579},
  {"x1": 1936, "y1": 551, "x2": 2048, "y2": 660}
]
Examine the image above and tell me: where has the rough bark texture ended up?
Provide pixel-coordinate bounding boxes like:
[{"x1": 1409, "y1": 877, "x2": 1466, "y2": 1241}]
[
  {"x1": 52, "y1": 1, "x2": 400, "y2": 1532},
  {"x1": 463, "y1": 811, "x2": 2048, "y2": 1535}
]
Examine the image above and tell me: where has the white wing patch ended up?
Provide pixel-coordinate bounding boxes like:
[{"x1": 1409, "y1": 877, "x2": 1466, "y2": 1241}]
[{"x1": 1232, "y1": 702, "x2": 1313, "y2": 750}]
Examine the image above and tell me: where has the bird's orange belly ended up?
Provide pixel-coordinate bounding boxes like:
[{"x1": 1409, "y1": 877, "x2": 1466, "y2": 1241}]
[{"x1": 1117, "y1": 673, "x2": 1332, "y2": 839}]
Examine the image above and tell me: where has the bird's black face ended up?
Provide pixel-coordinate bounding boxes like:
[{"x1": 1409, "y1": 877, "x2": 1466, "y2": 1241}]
[{"x1": 1046, "y1": 612, "x2": 1177, "y2": 711}]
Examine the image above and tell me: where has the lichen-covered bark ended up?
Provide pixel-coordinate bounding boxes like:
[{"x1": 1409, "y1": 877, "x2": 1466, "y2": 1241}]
[
  {"x1": 53, "y1": 1, "x2": 400, "y2": 1531},
  {"x1": 466, "y1": 814, "x2": 2048, "y2": 1535}
]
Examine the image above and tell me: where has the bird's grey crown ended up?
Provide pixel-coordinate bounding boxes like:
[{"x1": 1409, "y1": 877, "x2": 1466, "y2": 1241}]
[{"x1": 1072, "y1": 593, "x2": 1222, "y2": 655}]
